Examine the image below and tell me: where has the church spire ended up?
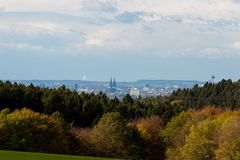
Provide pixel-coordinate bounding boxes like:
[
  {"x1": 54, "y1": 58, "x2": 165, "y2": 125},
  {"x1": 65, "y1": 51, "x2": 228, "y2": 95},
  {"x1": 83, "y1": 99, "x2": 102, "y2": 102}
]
[
  {"x1": 110, "y1": 78, "x2": 113, "y2": 88},
  {"x1": 113, "y1": 77, "x2": 116, "y2": 89}
]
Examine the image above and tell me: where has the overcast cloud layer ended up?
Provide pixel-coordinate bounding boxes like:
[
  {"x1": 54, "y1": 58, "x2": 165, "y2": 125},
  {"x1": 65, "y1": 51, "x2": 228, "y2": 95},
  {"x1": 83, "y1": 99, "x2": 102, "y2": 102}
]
[
  {"x1": 1, "y1": 0, "x2": 240, "y2": 81},
  {"x1": 0, "y1": 0, "x2": 240, "y2": 58}
]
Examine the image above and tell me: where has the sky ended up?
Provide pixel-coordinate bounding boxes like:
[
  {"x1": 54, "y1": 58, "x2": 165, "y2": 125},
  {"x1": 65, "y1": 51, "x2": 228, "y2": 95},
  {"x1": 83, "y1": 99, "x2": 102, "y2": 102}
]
[{"x1": 1, "y1": 0, "x2": 240, "y2": 81}]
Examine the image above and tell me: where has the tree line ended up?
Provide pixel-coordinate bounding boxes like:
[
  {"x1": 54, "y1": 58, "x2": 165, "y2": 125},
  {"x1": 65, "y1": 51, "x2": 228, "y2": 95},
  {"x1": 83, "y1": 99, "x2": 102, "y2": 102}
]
[
  {"x1": 0, "y1": 80, "x2": 181, "y2": 127},
  {"x1": 172, "y1": 79, "x2": 240, "y2": 109}
]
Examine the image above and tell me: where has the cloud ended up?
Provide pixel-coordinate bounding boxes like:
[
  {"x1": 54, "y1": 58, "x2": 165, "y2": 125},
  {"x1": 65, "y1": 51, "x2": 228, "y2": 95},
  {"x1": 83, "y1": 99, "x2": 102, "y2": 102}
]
[
  {"x1": 0, "y1": 0, "x2": 240, "y2": 59},
  {"x1": 82, "y1": 24, "x2": 134, "y2": 49},
  {"x1": 116, "y1": 11, "x2": 144, "y2": 23},
  {"x1": 0, "y1": 17, "x2": 70, "y2": 54},
  {"x1": 232, "y1": 0, "x2": 240, "y2": 3},
  {"x1": 165, "y1": 15, "x2": 183, "y2": 23},
  {"x1": 0, "y1": 42, "x2": 43, "y2": 51},
  {"x1": 82, "y1": 0, "x2": 117, "y2": 13},
  {"x1": 116, "y1": 11, "x2": 139, "y2": 23},
  {"x1": 231, "y1": 41, "x2": 240, "y2": 49},
  {"x1": 1, "y1": 0, "x2": 240, "y2": 18},
  {"x1": 0, "y1": 6, "x2": 5, "y2": 12},
  {"x1": 199, "y1": 48, "x2": 221, "y2": 57}
]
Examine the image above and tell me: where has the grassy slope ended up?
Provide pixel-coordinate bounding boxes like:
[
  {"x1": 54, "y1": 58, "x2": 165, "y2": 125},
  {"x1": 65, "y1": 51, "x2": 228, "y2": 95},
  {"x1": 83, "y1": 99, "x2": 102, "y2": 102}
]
[{"x1": 0, "y1": 150, "x2": 115, "y2": 160}]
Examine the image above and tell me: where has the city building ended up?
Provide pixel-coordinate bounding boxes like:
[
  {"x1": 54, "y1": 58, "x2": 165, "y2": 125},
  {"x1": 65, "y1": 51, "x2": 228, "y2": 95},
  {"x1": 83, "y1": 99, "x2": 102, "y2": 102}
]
[
  {"x1": 130, "y1": 87, "x2": 141, "y2": 98},
  {"x1": 108, "y1": 77, "x2": 117, "y2": 92}
]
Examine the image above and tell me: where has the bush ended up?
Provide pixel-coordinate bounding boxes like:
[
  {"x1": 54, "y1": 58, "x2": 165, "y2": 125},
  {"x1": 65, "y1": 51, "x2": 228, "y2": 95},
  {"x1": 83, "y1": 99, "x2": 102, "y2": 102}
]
[
  {"x1": 91, "y1": 112, "x2": 146, "y2": 159},
  {"x1": 180, "y1": 119, "x2": 218, "y2": 160},
  {"x1": 0, "y1": 108, "x2": 80, "y2": 154},
  {"x1": 164, "y1": 109, "x2": 239, "y2": 160},
  {"x1": 161, "y1": 107, "x2": 222, "y2": 160},
  {"x1": 135, "y1": 116, "x2": 164, "y2": 160},
  {"x1": 215, "y1": 115, "x2": 240, "y2": 159},
  {"x1": 71, "y1": 127, "x2": 96, "y2": 155}
]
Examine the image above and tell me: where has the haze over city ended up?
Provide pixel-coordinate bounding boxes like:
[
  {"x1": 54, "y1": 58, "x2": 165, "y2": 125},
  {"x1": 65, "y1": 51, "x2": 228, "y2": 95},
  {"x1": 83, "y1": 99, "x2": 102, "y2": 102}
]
[{"x1": 1, "y1": 0, "x2": 240, "y2": 81}]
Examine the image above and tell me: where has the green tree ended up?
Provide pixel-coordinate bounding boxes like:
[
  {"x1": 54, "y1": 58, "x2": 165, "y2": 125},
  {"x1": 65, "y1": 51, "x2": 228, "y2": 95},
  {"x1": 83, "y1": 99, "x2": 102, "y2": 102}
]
[{"x1": 91, "y1": 112, "x2": 146, "y2": 159}]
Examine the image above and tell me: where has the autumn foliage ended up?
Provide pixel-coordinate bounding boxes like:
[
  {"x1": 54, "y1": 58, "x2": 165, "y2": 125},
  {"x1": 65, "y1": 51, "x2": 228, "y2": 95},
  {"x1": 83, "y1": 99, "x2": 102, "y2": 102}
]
[
  {"x1": 162, "y1": 107, "x2": 240, "y2": 160},
  {"x1": 0, "y1": 108, "x2": 80, "y2": 154}
]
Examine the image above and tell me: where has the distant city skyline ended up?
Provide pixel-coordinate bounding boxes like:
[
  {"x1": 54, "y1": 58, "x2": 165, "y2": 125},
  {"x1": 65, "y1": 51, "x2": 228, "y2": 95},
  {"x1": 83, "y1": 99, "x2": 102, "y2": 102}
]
[
  {"x1": 1, "y1": 0, "x2": 240, "y2": 81},
  {"x1": 10, "y1": 79, "x2": 205, "y2": 98}
]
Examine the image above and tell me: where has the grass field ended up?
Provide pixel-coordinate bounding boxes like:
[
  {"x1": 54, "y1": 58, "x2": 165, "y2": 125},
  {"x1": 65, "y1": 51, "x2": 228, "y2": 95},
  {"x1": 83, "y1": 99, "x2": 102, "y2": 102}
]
[{"x1": 0, "y1": 150, "x2": 116, "y2": 160}]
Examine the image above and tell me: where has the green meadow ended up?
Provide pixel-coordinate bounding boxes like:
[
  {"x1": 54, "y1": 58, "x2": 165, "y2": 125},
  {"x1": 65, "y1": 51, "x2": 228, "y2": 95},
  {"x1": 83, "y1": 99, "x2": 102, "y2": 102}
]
[{"x1": 0, "y1": 150, "x2": 116, "y2": 160}]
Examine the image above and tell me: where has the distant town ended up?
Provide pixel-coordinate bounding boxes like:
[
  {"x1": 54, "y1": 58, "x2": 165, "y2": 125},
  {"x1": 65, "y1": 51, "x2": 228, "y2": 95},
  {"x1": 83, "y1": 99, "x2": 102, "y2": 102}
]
[{"x1": 10, "y1": 79, "x2": 204, "y2": 99}]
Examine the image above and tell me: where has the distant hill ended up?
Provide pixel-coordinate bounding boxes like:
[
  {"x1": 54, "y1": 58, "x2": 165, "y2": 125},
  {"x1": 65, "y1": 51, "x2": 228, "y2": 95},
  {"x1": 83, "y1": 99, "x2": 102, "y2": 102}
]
[{"x1": 135, "y1": 79, "x2": 204, "y2": 87}]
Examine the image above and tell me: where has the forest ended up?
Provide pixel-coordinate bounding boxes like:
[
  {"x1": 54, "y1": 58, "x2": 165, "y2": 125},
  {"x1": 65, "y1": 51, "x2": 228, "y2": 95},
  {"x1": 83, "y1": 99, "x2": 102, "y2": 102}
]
[{"x1": 0, "y1": 79, "x2": 240, "y2": 159}]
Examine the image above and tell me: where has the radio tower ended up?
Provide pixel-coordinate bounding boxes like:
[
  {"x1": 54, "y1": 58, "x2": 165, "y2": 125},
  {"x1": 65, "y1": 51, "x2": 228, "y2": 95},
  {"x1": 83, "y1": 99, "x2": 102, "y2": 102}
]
[{"x1": 211, "y1": 74, "x2": 215, "y2": 84}]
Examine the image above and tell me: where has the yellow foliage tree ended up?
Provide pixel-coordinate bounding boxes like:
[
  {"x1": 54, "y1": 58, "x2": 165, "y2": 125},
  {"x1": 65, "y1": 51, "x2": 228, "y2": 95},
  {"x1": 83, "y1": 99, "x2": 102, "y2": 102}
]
[{"x1": 0, "y1": 108, "x2": 79, "y2": 154}]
